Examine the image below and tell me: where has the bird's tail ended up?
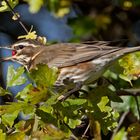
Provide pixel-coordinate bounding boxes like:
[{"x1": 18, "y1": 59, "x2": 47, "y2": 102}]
[{"x1": 122, "y1": 46, "x2": 140, "y2": 55}]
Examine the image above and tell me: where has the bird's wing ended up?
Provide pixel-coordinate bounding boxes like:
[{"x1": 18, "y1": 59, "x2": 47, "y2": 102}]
[{"x1": 33, "y1": 41, "x2": 123, "y2": 68}]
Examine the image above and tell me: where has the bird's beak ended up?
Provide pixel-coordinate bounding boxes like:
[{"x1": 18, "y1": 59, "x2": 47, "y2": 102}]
[
  {"x1": 0, "y1": 46, "x2": 16, "y2": 62},
  {"x1": 0, "y1": 56, "x2": 15, "y2": 62}
]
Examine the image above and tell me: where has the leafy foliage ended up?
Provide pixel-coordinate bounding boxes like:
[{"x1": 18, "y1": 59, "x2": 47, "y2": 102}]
[
  {"x1": 0, "y1": 63, "x2": 124, "y2": 139},
  {"x1": 7, "y1": 66, "x2": 26, "y2": 88},
  {"x1": 119, "y1": 52, "x2": 140, "y2": 84},
  {"x1": 113, "y1": 128, "x2": 127, "y2": 140}
]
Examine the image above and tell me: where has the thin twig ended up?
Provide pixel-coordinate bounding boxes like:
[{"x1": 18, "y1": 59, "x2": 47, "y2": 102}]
[
  {"x1": 32, "y1": 114, "x2": 39, "y2": 132},
  {"x1": 82, "y1": 123, "x2": 90, "y2": 138},
  {"x1": 4, "y1": 0, "x2": 29, "y2": 34},
  {"x1": 134, "y1": 96, "x2": 140, "y2": 121},
  {"x1": 117, "y1": 89, "x2": 140, "y2": 96},
  {"x1": 111, "y1": 111, "x2": 129, "y2": 140}
]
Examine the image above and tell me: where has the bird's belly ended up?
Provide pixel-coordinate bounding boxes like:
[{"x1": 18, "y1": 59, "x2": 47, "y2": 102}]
[{"x1": 55, "y1": 58, "x2": 111, "y2": 86}]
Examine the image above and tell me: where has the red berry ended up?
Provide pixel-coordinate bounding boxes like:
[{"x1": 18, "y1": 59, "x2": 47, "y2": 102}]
[{"x1": 12, "y1": 50, "x2": 17, "y2": 56}]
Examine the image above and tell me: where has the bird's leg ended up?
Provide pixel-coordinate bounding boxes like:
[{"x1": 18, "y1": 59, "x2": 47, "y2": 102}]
[{"x1": 57, "y1": 82, "x2": 83, "y2": 102}]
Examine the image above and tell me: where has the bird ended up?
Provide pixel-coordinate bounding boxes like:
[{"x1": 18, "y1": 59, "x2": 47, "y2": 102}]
[{"x1": 1, "y1": 39, "x2": 140, "y2": 101}]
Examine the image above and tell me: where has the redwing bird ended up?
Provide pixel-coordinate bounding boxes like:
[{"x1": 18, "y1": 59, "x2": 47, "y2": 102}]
[{"x1": 1, "y1": 39, "x2": 140, "y2": 101}]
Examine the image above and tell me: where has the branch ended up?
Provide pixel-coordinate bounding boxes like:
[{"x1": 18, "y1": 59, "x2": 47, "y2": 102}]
[{"x1": 116, "y1": 88, "x2": 140, "y2": 96}]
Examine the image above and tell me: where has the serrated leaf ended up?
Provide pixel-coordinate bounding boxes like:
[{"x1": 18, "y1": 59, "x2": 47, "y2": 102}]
[
  {"x1": 68, "y1": 118, "x2": 81, "y2": 129},
  {"x1": 7, "y1": 66, "x2": 26, "y2": 87},
  {"x1": 30, "y1": 64, "x2": 59, "y2": 87},
  {"x1": 2, "y1": 110, "x2": 19, "y2": 127},
  {"x1": 16, "y1": 84, "x2": 49, "y2": 104},
  {"x1": 86, "y1": 86, "x2": 119, "y2": 134},
  {"x1": 0, "y1": 87, "x2": 11, "y2": 96},
  {"x1": 0, "y1": 102, "x2": 34, "y2": 128},
  {"x1": 97, "y1": 96, "x2": 112, "y2": 113}
]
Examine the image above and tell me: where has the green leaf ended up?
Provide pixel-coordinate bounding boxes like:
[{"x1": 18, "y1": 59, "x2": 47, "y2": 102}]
[
  {"x1": 119, "y1": 74, "x2": 133, "y2": 86},
  {"x1": 7, "y1": 132, "x2": 25, "y2": 140},
  {"x1": 0, "y1": 102, "x2": 23, "y2": 115},
  {"x1": 30, "y1": 64, "x2": 58, "y2": 87},
  {"x1": 2, "y1": 110, "x2": 19, "y2": 127},
  {"x1": 36, "y1": 109, "x2": 58, "y2": 126},
  {"x1": 7, "y1": 66, "x2": 26, "y2": 87},
  {"x1": 16, "y1": 84, "x2": 49, "y2": 104},
  {"x1": 114, "y1": 128, "x2": 127, "y2": 140},
  {"x1": 86, "y1": 86, "x2": 119, "y2": 134},
  {"x1": 62, "y1": 99, "x2": 87, "y2": 107},
  {"x1": 67, "y1": 118, "x2": 81, "y2": 129},
  {"x1": 0, "y1": 101, "x2": 33, "y2": 115},
  {"x1": 97, "y1": 96, "x2": 112, "y2": 113},
  {"x1": 39, "y1": 105, "x2": 53, "y2": 114},
  {"x1": 0, "y1": 87, "x2": 11, "y2": 96},
  {"x1": 23, "y1": 0, "x2": 43, "y2": 13},
  {"x1": 0, "y1": 0, "x2": 18, "y2": 12},
  {"x1": 119, "y1": 52, "x2": 140, "y2": 83},
  {"x1": 0, "y1": 102, "x2": 34, "y2": 127},
  {"x1": 0, "y1": 129, "x2": 6, "y2": 140}
]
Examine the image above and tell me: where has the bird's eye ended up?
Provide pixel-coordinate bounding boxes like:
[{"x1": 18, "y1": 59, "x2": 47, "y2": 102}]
[{"x1": 18, "y1": 45, "x2": 24, "y2": 49}]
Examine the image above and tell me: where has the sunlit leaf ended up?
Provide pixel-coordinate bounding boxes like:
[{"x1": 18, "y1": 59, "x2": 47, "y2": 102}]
[
  {"x1": 0, "y1": 102, "x2": 33, "y2": 115},
  {"x1": 30, "y1": 64, "x2": 59, "y2": 87},
  {"x1": 0, "y1": 87, "x2": 11, "y2": 96},
  {"x1": 16, "y1": 84, "x2": 49, "y2": 105},
  {"x1": 24, "y1": 0, "x2": 43, "y2": 13},
  {"x1": 2, "y1": 110, "x2": 19, "y2": 127},
  {"x1": 7, "y1": 66, "x2": 26, "y2": 87},
  {"x1": 0, "y1": 0, "x2": 18, "y2": 12},
  {"x1": 114, "y1": 128, "x2": 127, "y2": 140},
  {"x1": 0, "y1": 129, "x2": 6, "y2": 140},
  {"x1": 119, "y1": 52, "x2": 140, "y2": 83},
  {"x1": 62, "y1": 99, "x2": 87, "y2": 107},
  {"x1": 86, "y1": 86, "x2": 119, "y2": 134},
  {"x1": 119, "y1": 74, "x2": 133, "y2": 86},
  {"x1": 97, "y1": 96, "x2": 112, "y2": 114},
  {"x1": 67, "y1": 118, "x2": 81, "y2": 129},
  {"x1": 7, "y1": 132, "x2": 25, "y2": 140}
]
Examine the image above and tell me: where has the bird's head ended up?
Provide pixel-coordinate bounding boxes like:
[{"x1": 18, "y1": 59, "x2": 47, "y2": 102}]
[{"x1": 0, "y1": 39, "x2": 43, "y2": 68}]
